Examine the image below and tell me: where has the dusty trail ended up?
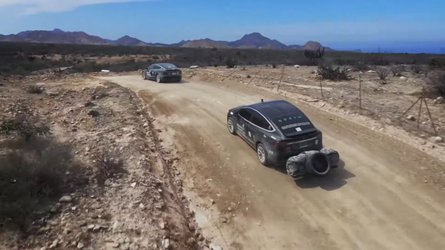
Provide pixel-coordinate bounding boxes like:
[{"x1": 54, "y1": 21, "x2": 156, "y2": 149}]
[{"x1": 102, "y1": 74, "x2": 445, "y2": 250}]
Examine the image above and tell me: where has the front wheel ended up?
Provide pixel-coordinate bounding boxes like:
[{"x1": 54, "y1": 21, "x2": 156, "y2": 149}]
[
  {"x1": 156, "y1": 74, "x2": 162, "y2": 83},
  {"x1": 142, "y1": 70, "x2": 147, "y2": 80},
  {"x1": 256, "y1": 143, "x2": 270, "y2": 166},
  {"x1": 227, "y1": 117, "x2": 236, "y2": 135}
]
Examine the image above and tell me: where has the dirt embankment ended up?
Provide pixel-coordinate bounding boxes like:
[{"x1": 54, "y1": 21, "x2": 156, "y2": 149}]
[
  {"x1": 0, "y1": 75, "x2": 205, "y2": 249},
  {"x1": 104, "y1": 73, "x2": 445, "y2": 250}
]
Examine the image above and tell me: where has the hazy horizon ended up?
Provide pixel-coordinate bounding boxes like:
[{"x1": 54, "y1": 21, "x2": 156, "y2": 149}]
[{"x1": 0, "y1": 0, "x2": 444, "y2": 53}]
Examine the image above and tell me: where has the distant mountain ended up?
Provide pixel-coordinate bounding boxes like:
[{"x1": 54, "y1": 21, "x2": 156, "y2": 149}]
[
  {"x1": 181, "y1": 38, "x2": 229, "y2": 49},
  {"x1": 0, "y1": 29, "x2": 329, "y2": 51},
  {"x1": 115, "y1": 35, "x2": 148, "y2": 46},
  {"x1": 0, "y1": 29, "x2": 109, "y2": 45},
  {"x1": 229, "y1": 32, "x2": 288, "y2": 50},
  {"x1": 288, "y1": 44, "x2": 304, "y2": 50}
]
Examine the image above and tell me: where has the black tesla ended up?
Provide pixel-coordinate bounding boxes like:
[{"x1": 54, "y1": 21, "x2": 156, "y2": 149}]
[
  {"x1": 227, "y1": 100, "x2": 323, "y2": 167},
  {"x1": 142, "y1": 63, "x2": 182, "y2": 83}
]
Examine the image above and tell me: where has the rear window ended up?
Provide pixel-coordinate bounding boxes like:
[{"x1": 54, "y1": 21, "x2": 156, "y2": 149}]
[
  {"x1": 273, "y1": 114, "x2": 315, "y2": 136},
  {"x1": 160, "y1": 63, "x2": 177, "y2": 69}
]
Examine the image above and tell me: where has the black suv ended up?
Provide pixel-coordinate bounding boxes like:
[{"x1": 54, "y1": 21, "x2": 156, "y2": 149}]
[
  {"x1": 142, "y1": 63, "x2": 182, "y2": 83},
  {"x1": 227, "y1": 100, "x2": 323, "y2": 166}
]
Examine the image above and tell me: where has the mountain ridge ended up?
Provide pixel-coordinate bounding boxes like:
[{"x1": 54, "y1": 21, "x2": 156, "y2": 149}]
[{"x1": 0, "y1": 29, "x2": 328, "y2": 50}]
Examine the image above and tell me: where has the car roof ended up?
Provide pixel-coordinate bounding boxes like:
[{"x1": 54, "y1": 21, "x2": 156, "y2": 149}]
[
  {"x1": 247, "y1": 100, "x2": 305, "y2": 119},
  {"x1": 155, "y1": 63, "x2": 177, "y2": 69}
]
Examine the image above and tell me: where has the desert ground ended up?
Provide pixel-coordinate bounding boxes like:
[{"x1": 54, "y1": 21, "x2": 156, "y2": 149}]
[
  {"x1": 1, "y1": 65, "x2": 444, "y2": 250},
  {"x1": 103, "y1": 67, "x2": 445, "y2": 250}
]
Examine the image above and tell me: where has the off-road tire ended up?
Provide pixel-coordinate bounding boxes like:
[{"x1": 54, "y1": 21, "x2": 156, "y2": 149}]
[
  {"x1": 256, "y1": 143, "x2": 270, "y2": 166},
  {"x1": 156, "y1": 74, "x2": 162, "y2": 83},
  {"x1": 227, "y1": 117, "x2": 236, "y2": 135}
]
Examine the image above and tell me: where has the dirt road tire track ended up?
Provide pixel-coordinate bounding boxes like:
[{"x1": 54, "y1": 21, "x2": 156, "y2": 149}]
[{"x1": 103, "y1": 74, "x2": 445, "y2": 250}]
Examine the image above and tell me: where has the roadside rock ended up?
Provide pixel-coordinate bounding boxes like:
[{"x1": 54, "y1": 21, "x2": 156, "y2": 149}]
[
  {"x1": 210, "y1": 244, "x2": 223, "y2": 250},
  {"x1": 161, "y1": 238, "x2": 170, "y2": 249},
  {"x1": 434, "y1": 96, "x2": 444, "y2": 104},
  {"x1": 59, "y1": 195, "x2": 73, "y2": 203},
  {"x1": 406, "y1": 115, "x2": 416, "y2": 121},
  {"x1": 432, "y1": 136, "x2": 443, "y2": 143},
  {"x1": 88, "y1": 110, "x2": 100, "y2": 117},
  {"x1": 77, "y1": 242, "x2": 85, "y2": 249},
  {"x1": 48, "y1": 239, "x2": 58, "y2": 249}
]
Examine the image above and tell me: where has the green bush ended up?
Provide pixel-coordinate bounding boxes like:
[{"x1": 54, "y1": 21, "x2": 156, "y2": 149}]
[
  {"x1": 317, "y1": 65, "x2": 351, "y2": 81},
  {"x1": 225, "y1": 58, "x2": 236, "y2": 68}
]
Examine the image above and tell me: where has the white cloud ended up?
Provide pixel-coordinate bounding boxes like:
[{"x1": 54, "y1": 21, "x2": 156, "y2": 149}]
[{"x1": 0, "y1": 0, "x2": 149, "y2": 15}]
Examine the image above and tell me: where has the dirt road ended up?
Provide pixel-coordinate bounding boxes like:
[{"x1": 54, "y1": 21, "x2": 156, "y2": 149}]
[{"x1": 103, "y1": 74, "x2": 444, "y2": 250}]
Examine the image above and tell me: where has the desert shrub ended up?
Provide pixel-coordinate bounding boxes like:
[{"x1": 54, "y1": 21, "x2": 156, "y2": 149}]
[
  {"x1": 352, "y1": 61, "x2": 370, "y2": 71},
  {"x1": 376, "y1": 67, "x2": 390, "y2": 84},
  {"x1": 94, "y1": 150, "x2": 125, "y2": 186},
  {"x1": 72, "y1": 61, "x2": 101, "y2": 73},
  {"x1": 391, "y1": 65, "x2": 405, "y2": 76},
  {"x1": 412, "y1": 64, "x2": 422, "y2": 74},
  {"x1": 0, "y1": 137, "x2": 78, "y2": 230},
  {"x1": 429, "y1": 58, "x2": 445, "y2": 69},
  {"x1": 317, "y1": 65, "x2": 351, "y2": 81},
  {"x1": 1, "y1": 115, "x2": 50, "y2": 140},
  {"x1": 26, "y1": 85, "x2": 44, "y2": 94},
  {"x1": 225, "y1": 58, "x2": 236, "y2": 68},
  {"x1": 334, "y1": 58, "x2": 355, "y2": 66},
  {"x1": 427, "y1": 71, "x2": 445, "y2": 97}
]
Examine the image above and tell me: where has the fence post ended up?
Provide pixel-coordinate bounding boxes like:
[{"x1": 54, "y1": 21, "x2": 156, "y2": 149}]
[
  {"x1": 359, "y1": 74, "x2": 362, "y2": 110},
  {"x1": 319, "y1": 80, "x2": 324, "y2": 99},
  {"x1": 277, "y1": 65, "x2": 285, "y2": 92}
]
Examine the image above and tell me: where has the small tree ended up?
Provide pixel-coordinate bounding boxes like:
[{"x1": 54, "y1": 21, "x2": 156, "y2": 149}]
[
  {"x1": 376, "y1": 67, "x2": 390, "y2": 84},
  {"x1": 304, "y1": 47, "x2": 325, "y2": 60},
  {"x1": 225, "y1": 58, "x2": 236, "y2": 68},
  {"x1": 391, "y1": 65, "x2": 404, "y2": 77},
  {"x1": 317, "y1": 65, "x2": 351, "y2": 81}
]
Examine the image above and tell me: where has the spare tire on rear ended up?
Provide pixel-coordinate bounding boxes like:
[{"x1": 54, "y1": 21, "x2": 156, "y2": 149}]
[
  {"x1": 305, "y1": 151, "x2": 330, "y2": 176},
  {"x1": 321, "y1": 148, "x2": 340, "y2": 168},
  {"x1": 286, "y1": 153, "x2": 307, "y2": 179}
]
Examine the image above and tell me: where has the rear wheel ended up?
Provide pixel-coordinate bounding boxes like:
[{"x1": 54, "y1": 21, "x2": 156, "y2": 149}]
[
  {"x1": 156, "y1": 74, "x2": 162, "y2": 83},
  {"x1": 256, "y1": 143, "x2": 270, "y2": 166},
  {"x1": 227, "y1": 117, "x2": 236, "y2": 135}
]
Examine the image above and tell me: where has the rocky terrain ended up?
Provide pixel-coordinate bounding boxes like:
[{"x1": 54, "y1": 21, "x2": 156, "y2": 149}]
[{"x1": 0, "y1": 74, "x2": 214, "y2": 250}]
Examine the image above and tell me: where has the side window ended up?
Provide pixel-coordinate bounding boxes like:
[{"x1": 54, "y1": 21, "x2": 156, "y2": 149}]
[
  {"x1": 251, "y1": 111, "x2": 272, "y2": 130},
  {"x1": 239, "y1": 109, "x2": 251, "y2": 120}
]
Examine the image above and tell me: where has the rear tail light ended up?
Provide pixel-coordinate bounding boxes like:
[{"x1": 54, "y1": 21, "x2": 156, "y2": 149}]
[{"x1": 274, "y1": 141, "x2": 291, "y2": 152}]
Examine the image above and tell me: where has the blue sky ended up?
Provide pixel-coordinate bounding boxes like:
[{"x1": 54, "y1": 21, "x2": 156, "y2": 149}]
[{"x1": 0, "y1": 0, "x2": 444, "y2": 53}]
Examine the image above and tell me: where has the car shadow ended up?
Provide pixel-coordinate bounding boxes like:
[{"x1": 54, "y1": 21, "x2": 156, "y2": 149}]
[
  {"x1": 160, "y1": 81, "x2": 184, "y2": 84},
  {"x1": 294, "y1": 160, "x2": 355, "y2": 191}
]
